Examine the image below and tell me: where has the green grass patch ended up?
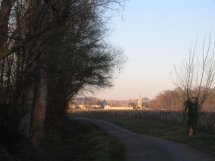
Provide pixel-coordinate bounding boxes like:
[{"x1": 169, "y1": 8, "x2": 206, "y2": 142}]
[
  {"x1": 43, "y1": 119, "x2": 125, "y2": 161},
  {"x1": 69, "y1": 113, "x2": 215, "y2": 155}
]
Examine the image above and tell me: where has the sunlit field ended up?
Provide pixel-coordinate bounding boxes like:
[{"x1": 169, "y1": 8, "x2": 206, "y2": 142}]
[{"x1": 71, "y1": 110, "x2": 215, "y2": 133}]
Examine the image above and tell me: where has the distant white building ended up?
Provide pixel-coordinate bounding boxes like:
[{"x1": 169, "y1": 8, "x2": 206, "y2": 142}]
[
  {"x1": 137, "y1": 93, "x2": 143, "y2": 108},
  {"x1": 78, "y1": 102, "x2": 87, "y2": 109},
  {"x1": 104, "y1": 105, "x2": 133, "y2": 110}
]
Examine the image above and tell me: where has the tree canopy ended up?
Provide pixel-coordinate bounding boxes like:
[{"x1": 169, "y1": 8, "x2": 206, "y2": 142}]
[{"x1": 0, "y1": 0, "x2": 127, "y2": 148}]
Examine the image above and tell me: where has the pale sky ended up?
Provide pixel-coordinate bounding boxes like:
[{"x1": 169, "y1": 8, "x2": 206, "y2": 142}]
[{"x1": 95, "y1": 0, "x2": 215, "y2": 100}]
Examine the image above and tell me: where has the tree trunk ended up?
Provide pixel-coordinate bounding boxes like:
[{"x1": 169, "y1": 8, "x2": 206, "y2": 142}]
[
  {"x1": 0, "y1": 58, "x2": 5, "y2": 106},
  {"x1": 19, "y1": 79, "x2": 35, "y2": 138},
  {"x1": 30, "y1": 55, "x2": 47, "y2": 147},
  {"x1": 0, "y1": 0, "x2": 13, "y2": 44},
  {"x1": 187, "y1": 115, "x2": 198, "y2": 136},
  {"x1": 0, "y1": 0, "x2": 13, "y2": 105},
  {"x1": 45, "y1": 100, "x2": 67, "y2": 143},
  {"x1": 0, "y1": 0, "x2": 13, "y2": 58}
]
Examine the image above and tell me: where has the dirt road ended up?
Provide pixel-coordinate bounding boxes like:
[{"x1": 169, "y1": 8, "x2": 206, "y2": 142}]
[{"x1": 71, "y1": 117, "x2": 215, "y2": 161}]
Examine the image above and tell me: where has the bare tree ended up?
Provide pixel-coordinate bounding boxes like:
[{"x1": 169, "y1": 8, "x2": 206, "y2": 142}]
[
  {"x1": 0, "y1": 0, "x2": 127, "y2": 150},
  {"x1": 172, "y1": 37, "x2": 215, "y2": 136},
  {"x1": 0, "y1": 0, "x2": 14, "y2": 106},
  {"x1": 44, "y1": 0, "x2": 126, "y2": 143}
]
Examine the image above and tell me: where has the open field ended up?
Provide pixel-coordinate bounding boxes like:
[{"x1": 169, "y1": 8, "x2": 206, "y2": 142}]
[
  {"x1": 70, "y1": 110, "x2": 215, "y2": 132},
  {"x1": 69, "y1": 110, "x2": 215, "y2": 155}
]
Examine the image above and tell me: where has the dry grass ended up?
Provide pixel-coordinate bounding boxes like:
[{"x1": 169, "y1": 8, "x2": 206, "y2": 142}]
[
  {"x1": 69, "y1": 110, "x2": 215, "y2": 155},
  {"x1": 43, "y1": 119, "x2": 125, "y2": 161}
]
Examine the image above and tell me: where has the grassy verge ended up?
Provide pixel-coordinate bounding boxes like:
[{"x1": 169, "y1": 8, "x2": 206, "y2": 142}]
[
  {"x1": 0, "y1": 119, "x2": 125, "y2": 161},
  {"x1": 69, "y1": 113, "x2": 215, "y2": 155},
  {"x1": 43, "y1": 119, "x2": 125, "y2": 161}
]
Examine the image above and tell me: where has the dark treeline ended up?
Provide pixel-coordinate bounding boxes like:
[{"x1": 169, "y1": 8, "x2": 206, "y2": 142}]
[
  {"x1": 149, "y1": 88, "x2": 215, "y2": 111},
  {"x1": 0, "y1": 0, "x2": 126, "y2": 157}
]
